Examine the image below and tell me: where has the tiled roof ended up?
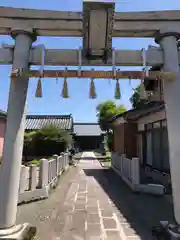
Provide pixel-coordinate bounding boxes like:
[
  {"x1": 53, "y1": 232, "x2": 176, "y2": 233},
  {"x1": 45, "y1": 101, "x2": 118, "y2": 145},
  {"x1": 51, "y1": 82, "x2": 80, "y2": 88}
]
[
  {"x1": 126, "y1": 101, "x2": 165, "y2": 120},
  {"x1": 0, "y1": 110, "x2": 6, "y2": 118},
  {"x1": 109, "y1": 101, "x2": 165, "y2": 123},
  {"x1": 25, "y1": 115, "x2": 73, "y2": 131},
  {"x1": 74, "y1": 123, "x2": 103, "y2": 136}
]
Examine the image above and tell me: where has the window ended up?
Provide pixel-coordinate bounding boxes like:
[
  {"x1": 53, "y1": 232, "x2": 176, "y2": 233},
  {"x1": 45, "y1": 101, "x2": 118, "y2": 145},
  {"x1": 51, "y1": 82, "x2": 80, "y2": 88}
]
[
  {"x1": 153, "y1": 121, "x2": 161, "y2": 128},
  {"x1": 146, "y1": 132, "x2": 153, "y2": 165},
  {"x1": 162, "y1": 120, "x2": 167, "y2": 127},
  {"x1": 146, "y1": 123, "x2": 153, "y2": 130},
  {"x1": 152, "y1": 129, "x2": 162, "y2": 169},
  {"x1": 162, "y1": 128, "x2": 170, "y2": 171},
  {"x1": 138, "y1": 123, "x2": 144, "y2": 132},
  {"x1": 142, "y1": 120, "x2": 170, "y2": 172}
]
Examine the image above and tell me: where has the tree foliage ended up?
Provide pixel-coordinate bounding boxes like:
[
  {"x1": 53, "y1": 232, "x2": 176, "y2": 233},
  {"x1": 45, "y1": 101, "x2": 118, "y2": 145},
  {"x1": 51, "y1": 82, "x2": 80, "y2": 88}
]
[
  {"x1": 96, "y1": 100, "x2": 127, "y2": 132},
  {"x1": 23, "y1": 124, "x2": 73, "y2": 157},
  {"x1": 130, "y1": 85, "x2": 149, "y2": 109},
  {"x1": 34, "y1": 125, "x2": 72, "y2": 143}
]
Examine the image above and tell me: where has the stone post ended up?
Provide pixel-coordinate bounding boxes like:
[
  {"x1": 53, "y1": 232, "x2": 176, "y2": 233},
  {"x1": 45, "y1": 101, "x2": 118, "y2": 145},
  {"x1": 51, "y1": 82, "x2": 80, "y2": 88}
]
[
  {"x1": 62, "y1": 153, "x2": 65, "y2": 170},
  {"x1": 0, "y1": 28, "x2": 37, "y2": 238},
  {"x1": 53, "y1": 154, "x2": 59, "y2": 176},
  {"x1": 60, "y1": 155, "x2": 63, "y2": 172},
  {"x1": 19, "y1": 165, "x2": 29, "y2": 193},
  {"x1": 39, "y1": 159, "x2": 49, "y2": 188},
  {"x1": 29, "y1": 164, "x2": 38, "y2": 191},
  {"x1": 131, "y1": 157, "x2": 140, "y2": 185},
  {"x1": 154, "y1": 31, "x2": 180, "y2": 235}
]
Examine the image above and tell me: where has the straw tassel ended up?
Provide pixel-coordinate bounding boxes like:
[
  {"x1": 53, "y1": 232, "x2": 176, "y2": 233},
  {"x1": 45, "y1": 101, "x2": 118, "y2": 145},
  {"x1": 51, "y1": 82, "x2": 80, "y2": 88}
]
[
  {"x1": 89, "y1": 78, "x2": 97, "y2": 99},
  {"x1": 114, "y1": 79, "x2": 121, "y2": 99},
  {"x1": 61, "y1": 78, "x2": 69, "y2": 98},
  {"x1": 35, "y1": 78, "x2": 42, "y2": 98}
]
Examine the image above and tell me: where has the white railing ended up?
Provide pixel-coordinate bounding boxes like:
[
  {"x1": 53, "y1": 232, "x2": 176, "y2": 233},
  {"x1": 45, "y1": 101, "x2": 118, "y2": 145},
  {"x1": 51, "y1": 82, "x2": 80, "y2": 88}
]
[
  {"x1": 111, "y1": 152, "x2": 140, "y2": 189},
  {"x1": 0, "y1": 152, "x2": 70, "y2": 203},
  {"x1": 111, "y1": 152, "x2": 165, "y2": 195}
]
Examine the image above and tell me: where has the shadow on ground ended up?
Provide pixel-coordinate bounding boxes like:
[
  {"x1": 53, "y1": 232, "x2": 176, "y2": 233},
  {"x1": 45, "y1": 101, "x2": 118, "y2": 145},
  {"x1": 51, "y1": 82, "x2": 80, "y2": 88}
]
[
  {"x1": 81, "y1": 157, "x2": 96, "y2": 160},
  {"x1": 73, "y1": 152, "x2": 83, "y2": 160},
  {"x1": 83, "y1": 167, "x2": 174, "y2": 240}
]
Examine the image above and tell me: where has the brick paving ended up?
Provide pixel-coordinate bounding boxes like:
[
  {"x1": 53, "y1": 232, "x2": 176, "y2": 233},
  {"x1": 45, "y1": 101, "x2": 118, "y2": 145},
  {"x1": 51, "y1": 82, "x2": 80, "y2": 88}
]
[
  {"x1": 58, "y1": 152, "x2": 127, "y2": 240},
  {"x1": 17, "y1": 152, "x2": 174, "y2": 240}
]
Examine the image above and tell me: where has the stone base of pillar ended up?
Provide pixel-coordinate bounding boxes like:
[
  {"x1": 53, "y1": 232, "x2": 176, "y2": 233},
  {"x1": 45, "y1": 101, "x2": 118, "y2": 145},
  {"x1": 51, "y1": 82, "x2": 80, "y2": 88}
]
[
  {"x1": 152, "y1": 221, "x2": 180, "y2": 239},
  {"x1": 0, "y1": 223, "x2": 36, "y2": 239}
]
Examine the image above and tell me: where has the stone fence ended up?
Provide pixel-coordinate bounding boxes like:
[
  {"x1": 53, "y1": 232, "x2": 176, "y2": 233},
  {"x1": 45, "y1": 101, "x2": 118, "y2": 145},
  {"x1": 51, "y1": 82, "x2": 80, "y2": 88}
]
[
  {"x1": 0, "y1": 153, "x2": 70, "y2": 204},
  {"x1": 111, "y1": 152, "x2": 140, "y2": 188},
  {"x1": 111, "y1": 152, "x2": 165, "y2": 196}
]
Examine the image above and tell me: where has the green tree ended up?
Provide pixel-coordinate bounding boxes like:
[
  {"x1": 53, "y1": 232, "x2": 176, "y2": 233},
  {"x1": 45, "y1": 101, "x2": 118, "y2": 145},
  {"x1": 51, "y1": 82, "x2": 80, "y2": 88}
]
[
  {"x1": 116, "y1": 104, "x2": 127, "y2": 113},
  {"x1": 35, "y1": 124, "x2": 72, "y2": 143},
  {"x1": 23, "y1": 124, "x2": 73, "y2": 157},
  {"x1": 130, "y1": 84, "x2": 149, "y2": 109},
  {"x1": 96, "y1": 100, "x2": 127, "y2": 132}
]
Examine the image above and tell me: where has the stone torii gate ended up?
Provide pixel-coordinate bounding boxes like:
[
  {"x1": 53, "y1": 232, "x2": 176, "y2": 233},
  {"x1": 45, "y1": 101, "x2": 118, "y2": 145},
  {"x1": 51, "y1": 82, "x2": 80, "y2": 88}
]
[{"x1": 0, "y1": 1, "x2": 180, "y2": 238}]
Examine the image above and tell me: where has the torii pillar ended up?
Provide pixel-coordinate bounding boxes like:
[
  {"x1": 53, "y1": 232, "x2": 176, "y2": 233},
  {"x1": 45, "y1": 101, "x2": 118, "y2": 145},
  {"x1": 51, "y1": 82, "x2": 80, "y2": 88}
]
[
  {"x1": 155, "y1": 31, "x2": 180, "y2": 236},
  {"x1": 0, "y1": 28, "x2": 37, "y2": 239}
]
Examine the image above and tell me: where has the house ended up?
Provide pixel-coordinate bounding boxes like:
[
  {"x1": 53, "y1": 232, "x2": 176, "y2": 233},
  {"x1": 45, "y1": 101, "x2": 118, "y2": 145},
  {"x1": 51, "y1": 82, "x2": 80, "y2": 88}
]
[
  {"x1": 109, "y1": 78, "x2": 171, "y2": 190},
  {"x1": 0, "y1": 113, "x2": 74, "y2": 157},
  {"x1": 24, "y1": 114, "x2": 74, "y2": 158},
  {"x1": 73, "y1": 123, "x2": 104, "y2": 151},
  {"x1": 25, "y1": 114, "x2": 74, "y2": 132}
]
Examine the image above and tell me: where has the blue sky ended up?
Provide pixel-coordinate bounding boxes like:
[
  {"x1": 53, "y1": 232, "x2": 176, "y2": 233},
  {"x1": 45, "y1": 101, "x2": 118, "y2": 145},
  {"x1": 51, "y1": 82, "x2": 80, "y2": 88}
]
[{"x1": 0, "y1": 0, "x2": 180, "y2": 122}]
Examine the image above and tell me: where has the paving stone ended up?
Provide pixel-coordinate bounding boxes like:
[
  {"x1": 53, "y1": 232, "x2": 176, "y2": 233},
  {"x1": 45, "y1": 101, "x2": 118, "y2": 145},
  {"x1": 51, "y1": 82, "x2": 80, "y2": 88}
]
[
  {"x1": 59, "y1": 235, "x2": 74, "y2": 240},
  {"x1": 87, "y1": 198, "x2": 97, "y2": 204},
  {"x1": 87, "y1": 223, "x2": 102, "y2": 234},
  {"x1": 106, "y1": 230, "x2": 121, "y2": 239},
  {"x1": 72, "y1": 211, "x2": 86, "y2": 224},
  {"x1": 78, "y1": 191, "x2": 87, "y2": 195},
  {"x1": 70, "y1": 228, "x2": 85, "y2": 240},
  {"x1": 72, "y1": 220, "x2": 85, "y2": 229},
  {"x1": 101, "y1": 210, "x2": 113, "y2": 218},
  {"x1": 103, "y1": 218, "x2": 117, "y2": 229},
  {"x1": 86, "y1": 230, "x2": 104, "y2": 240},
  {"x1": 122, "y1": 224, "x2": 137, "y2": 236},
  {"x1": 55, "y1": 212, "x2": 72, "y2": 223},
  {"x1": 77, "y1": 196, "x2": 86, "y2": 201},
  {"x1": 52, "y1": 222, "x2": 64, "y2": 233},
  {"x1": 62, "y1": 204, "x2": 74, "y2": 212},
  {"x1": 75, "y1": 204, "x2": 86, "y2": 210},
  {"x1": 76, "y1": 199, "x2": 87, "y2": 205},
  {"x1": 86, "y1": 235, "x2": 102, "y2": 240},
  {"x1": 79, "y1": 185, "x2": 86, "y2": 189},
  {"x1": 87, "y1": 205, "x2": 98, "y2": 213},
  {"x1": 99, "y1": 203, "x2": 111, "y2": 210},
  {"x1": 87, "y1": 213, "x2": 100, "y2": 224},
  {"x1": 118, "y1": 215, "x2": 129, "y2": 223}
]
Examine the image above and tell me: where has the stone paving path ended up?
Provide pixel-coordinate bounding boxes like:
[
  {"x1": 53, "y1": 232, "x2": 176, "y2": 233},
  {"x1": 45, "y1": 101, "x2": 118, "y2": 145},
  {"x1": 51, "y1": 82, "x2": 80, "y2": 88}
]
[
  {"x1": 59, "y1": 151, "x2": 130, "y2": 240},
  {"x1": 17, "y1": 151, "x2": 174, "y2": 240}
]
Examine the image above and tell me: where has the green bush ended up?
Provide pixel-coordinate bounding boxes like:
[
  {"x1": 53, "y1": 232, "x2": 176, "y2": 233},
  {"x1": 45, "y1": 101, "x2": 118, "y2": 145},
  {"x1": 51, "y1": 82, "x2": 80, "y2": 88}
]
[
  {"x1": 23, "y1": 124, "x2": 73, "y2": 157},
  {"x1": 26, "y1": 159, "x2": 40, "y2": 166}
]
